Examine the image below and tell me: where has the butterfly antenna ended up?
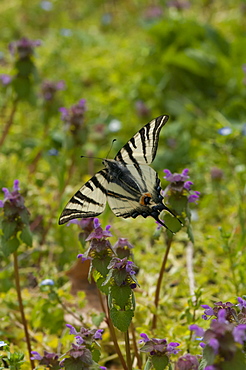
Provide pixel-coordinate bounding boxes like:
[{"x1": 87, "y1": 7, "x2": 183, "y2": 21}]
[{"x1": 106, "y1": 139, "x2": 116, "y2": 159}]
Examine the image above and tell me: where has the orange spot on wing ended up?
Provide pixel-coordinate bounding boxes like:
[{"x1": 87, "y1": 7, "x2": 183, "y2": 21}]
[{"x1": 139, "y1": 192, "x2": 152, "y2": 206}]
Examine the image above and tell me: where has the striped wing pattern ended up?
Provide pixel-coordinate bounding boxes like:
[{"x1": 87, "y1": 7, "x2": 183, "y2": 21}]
[
  {"x1": 59, "y1": 115, "x2": 174, "y2": 229},
  {"x1": 58, "y1": 170, "x2": 109, "y2": 225},
  {"x1": 115, "y1": 115, "x2": 169, "y2": 165},
  {"x1": 107, "y1": 164, "x2": 161, "y2": 218}
]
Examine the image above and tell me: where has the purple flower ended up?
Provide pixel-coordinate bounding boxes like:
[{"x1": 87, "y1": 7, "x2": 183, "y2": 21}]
[
  {"x1": 77, "y1": 254, "x2": 92, "y2": 262},
  {"x1": 59, "y1": 99, "x2": 86, "y2": 134},
  {"x1": 164, "y1": 168, "x2": 190, "y2": 183},
  {"x1": 237, "y1": 296, "x2": 246, "y2": 310},
  {"x1": 0, "y1": 74, "x2": 12, "y2": 85},
  {"x1": 86, "y1": 218, "x2": 112, "y2": 240},
  {"x1": 30, "y1": 351, "x2": 43, "y2": 360},
  {"x1": 9, "y1": 37, "x2": 41, "y2": 59},
  {"x1": 108, "y1": 257, "x2": 136, "y2": 276},
  {"x1": 189, "y1": 324, "x2": 204, "y2": 338},
  {"x1": 208, "y1": 338, "x2": 219, "y2": 354},
  {"x1": 163, "y1": 168, "x2": 200, "y2": 204},
  {"x1": 139, "y1": 334, "x2": 180, "y2": 356},
  {"x1": 66, "y1": 324, "x2": 104, "y2": 344},
  {"x1": 201, "y1": 301, "x2": 236, "y2": 322},
  {"x1": 176, "y1": 353, "x2": 199, "y2": 370},
  {"x1": 233, "y1": 324, "x2": 246, "y2": 344},
  {"x1": 41, "y1": 80, "x2": 65, "y2": 100},
  {"x1": 0, "y1": 180, "x2": 24, "y2": 209},
  {"x1": 139, "y1": 333, "x2": 150, "y2": 343}
]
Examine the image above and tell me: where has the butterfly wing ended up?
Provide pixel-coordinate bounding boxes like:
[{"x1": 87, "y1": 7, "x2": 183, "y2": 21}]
[
  {"x1": 114, "y1": 115, "x2": 169, "y2": 165},
  {"x1": 107, "y1": 164, "x2": 163, "y2": 219},
  {"x1": 58, "y1": 169, "x2": 109, "y2": 225}
]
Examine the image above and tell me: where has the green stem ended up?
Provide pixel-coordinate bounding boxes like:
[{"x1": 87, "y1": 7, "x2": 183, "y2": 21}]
[
  {"x1": 13, "y1": 251, "x2": 35, "y2": 370},
  {"x1": 152, "y1": 236, "x2": 173, "y2": 330},
  {"x1": 105, "y1": 299, "x2": 128, "y2": 370}
]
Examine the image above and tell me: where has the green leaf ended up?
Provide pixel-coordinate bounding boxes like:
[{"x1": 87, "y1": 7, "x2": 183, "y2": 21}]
[
  {"x1": 91, "y1": 312, "x2": 105, "y2": 327},
  {"x1": 91, "y1": 348, "x2": 101, "y2": 363},
  {"x1": 163, "y1": 213, "x2": 182, "y2": 234},
  {"x1": 151, "y1": 355, "x2": 169, "y2": 370},
  {"x1": 20, "y1": 226, "x2": 32, "y2": 247},
  {"x1": 187, "y1": 223, "x2": 194, "y2": 243},
  {"x1": 96, "y1": 276, "x2": 110, "y2": 295},
  {"x1": 221, "y1": 348, "x2": 246, "y2": 370},
  {"x1": 1, "y1": 237, "x2": 20, "y2": 257},
  {"x1": 2, "y1": 220, "x2": 18, "y2": 240},
  {"x1": 109, "y1": 308, "x2": 134, "y2": 332},
  {"x1": 110, "y1": 285, "x2": 131, "y2": 309},
  {"x1": 92, "y1": 256, "x2": 111, "y2": 277},
  {"x1": 63, "y1": 358, "x2": 86, "y2": 370},
  {"x1": 144, "y1": 357, "x2": 153, "y2": 370},
  {"x1": 202, "y1": 344, "x2": 216, "y2": 366}
]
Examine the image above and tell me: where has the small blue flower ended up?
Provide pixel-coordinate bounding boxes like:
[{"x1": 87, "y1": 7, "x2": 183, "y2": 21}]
[
  {"x1": 218, "y1": 127, "x2": 232, "y2": 135},
  {"x1": 48, "y1": 148, "x2": 59, "y2": 156},
  {"x1": 0, "y1": 341, "x2": 7, "y2": 347},
  {"x1": 40, "y1": 279, "x2": 54, "y2": 286}
]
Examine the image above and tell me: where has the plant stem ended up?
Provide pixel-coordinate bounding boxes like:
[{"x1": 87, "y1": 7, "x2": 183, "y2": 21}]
[
  {"x1": 105, "y1": 299, "x2": 128, "y2": 370},
  {"x1": 13, "y1": 251, "x2": 35, "y2": 370},
  {"x1": 124, "y1": 329, "x2": 132, "y2": 370},
  {"x1": 130, "y1": 322, "x2": 142, "y2": 369},
  {"x1": 0, "y1": 99, "x2": 18, "y2": 148},
  {"x1": 152, "y1": 236, "x2": 173, "y2": 330}
]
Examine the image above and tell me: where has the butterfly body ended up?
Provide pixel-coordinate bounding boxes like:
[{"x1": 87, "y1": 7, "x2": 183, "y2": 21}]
[{"x1": 59, "y1": 115, "x2": 177, "y2": 229}]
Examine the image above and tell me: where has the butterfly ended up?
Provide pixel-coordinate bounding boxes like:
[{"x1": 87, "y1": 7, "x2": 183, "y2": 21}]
[{"x1": 59, "y1": 115, "x2": 178, "y2": 230}]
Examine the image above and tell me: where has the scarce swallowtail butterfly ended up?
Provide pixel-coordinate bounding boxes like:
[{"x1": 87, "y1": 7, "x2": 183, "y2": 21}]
[{"x1": 59, "y1": 115, "x2": 178, "y2": 230}]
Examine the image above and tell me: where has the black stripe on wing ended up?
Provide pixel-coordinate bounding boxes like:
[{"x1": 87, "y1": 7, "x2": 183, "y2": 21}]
[
  {"x1": 114, "y1": 115, "x2": 169, "y2": 165},
  {"x1": 58, "y1": 169, "x2": 109, "y2": 225}
]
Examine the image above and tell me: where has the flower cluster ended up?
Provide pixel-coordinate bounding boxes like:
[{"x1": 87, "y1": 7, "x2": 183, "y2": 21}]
[
  {"x1": 59, "y1": 99, "x2": 86, "y2": 135},
  {"x1": 41, "y1": 80, "x2": 65, "y2": 101},
  {"x1": 9, "y1": 37, "x2": 41, "y2": 59},
  {"x1": 112, "y1": 238, "x2": 134, "y2": 259},
  {"x1": 189, "y1": 299, "x2": 246, "y2": 369},
  {"x1": 66, "y1": 324, "x2": 103, "y2": 344},
  {"x1": 163, "y1": 168, "x2": 200, "y2": 204},
  {"x1": 176, "y1": 353, "x2": 199, "y2": 370},
  {"x1": 31, "y1": 325, "x2": 104, "y2": 369},
  {"x1": 0, "y1": 180, "x2": 24, "y2": 210},
  {"x1": 139, "y1": 333, "x2": 180, "y2": 356}
]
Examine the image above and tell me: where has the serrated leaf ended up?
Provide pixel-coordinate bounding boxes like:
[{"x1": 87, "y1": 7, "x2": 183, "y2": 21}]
[
  {"x1": 151, "y1": 355, "x2": 169, "y2": 370},
  {"x1": 20, "y1": 226, "x2": 32, "y2": 247},
  {"x1": 110, "y1": 285, "x2": 131, "y2": 309},
  {"x1": 2, "y1": 220, "x2": 18, "y2": 240},
  {"x1": 109, "y1": 308, "x2": 134, "y2": 332},
  {"x1": 92, "y1": 256, "x2": 111, "y2": 277},
  {"x1": 113, "y1": 269, "x2": 128, "y2": 286},
  {"x1": 1, "y1": 237, "x2": 20, "y2": 257}
]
